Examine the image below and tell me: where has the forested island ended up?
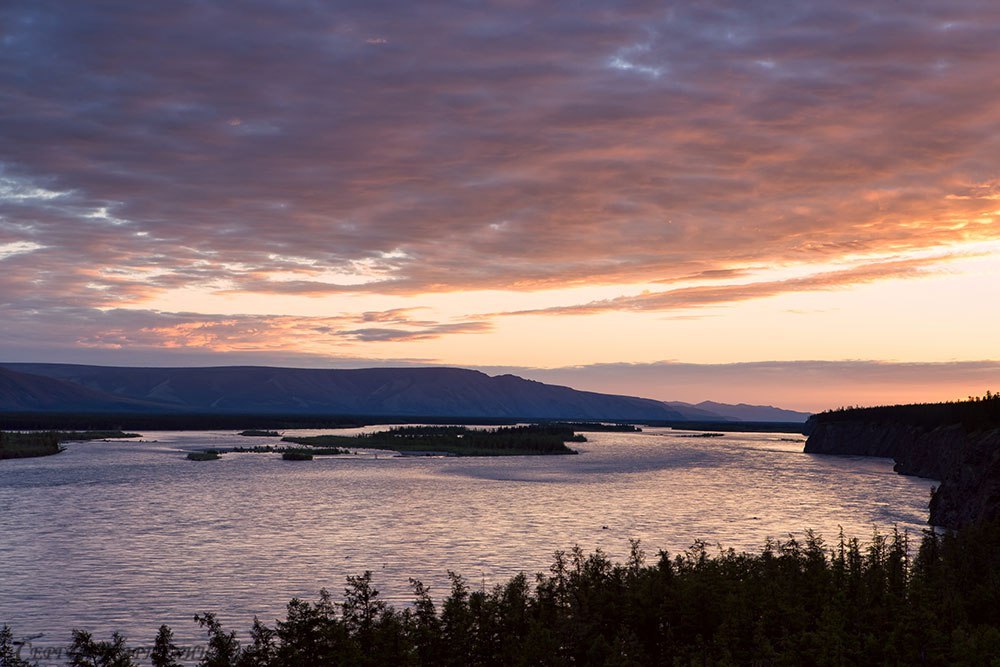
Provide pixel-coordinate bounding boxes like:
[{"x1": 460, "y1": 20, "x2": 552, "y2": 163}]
[
  {"x1": 805, "y1": 393, "x2": 1000, "y2": 528},
  {"x1": 186, "y1": 450, "x2": 222, "y2": 461},
  {"x1": 186, "y1": 444, "x2": 351, "y2": 461},
  {"x1": 0, "y1": 430, "x2": 138, "y2": 459},
  {"x1": 5, "y1": 522, "x2": 1000, "y2": 666},
  {"x1": 547, "y1": 422, "x2": 641, "y2": 432},
  {"x1": 283, "y1": 425, "x2": 582, "y2": 456}
]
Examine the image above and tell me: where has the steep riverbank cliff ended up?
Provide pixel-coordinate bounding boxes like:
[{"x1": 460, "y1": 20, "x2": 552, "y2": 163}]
[{"x1": 804, "y1": 396, "x2": 1000, "y2": 529}]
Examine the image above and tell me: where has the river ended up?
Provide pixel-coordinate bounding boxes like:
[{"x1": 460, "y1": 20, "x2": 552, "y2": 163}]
[{"x1": 0, "y1": 426, "x2": 933, "y2": 662}]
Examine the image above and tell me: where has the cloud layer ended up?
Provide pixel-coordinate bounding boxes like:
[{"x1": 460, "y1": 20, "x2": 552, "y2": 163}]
[{"x1": 1, "y1": 0, "x2": 999, "y2": 361}]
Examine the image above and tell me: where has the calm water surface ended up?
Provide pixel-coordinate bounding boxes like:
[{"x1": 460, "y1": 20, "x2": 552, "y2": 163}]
[{"x1": 0, "y1": 427, "x2": 933, "y2": 658}]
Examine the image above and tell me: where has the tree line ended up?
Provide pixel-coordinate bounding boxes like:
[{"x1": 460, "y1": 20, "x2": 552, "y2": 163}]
[
  {"x1": 4, "y1": 521, "x2": 1000, "y2": 666},
  {"x1": 816, "y1": 392, "x2": 1000, "y2": 431}
]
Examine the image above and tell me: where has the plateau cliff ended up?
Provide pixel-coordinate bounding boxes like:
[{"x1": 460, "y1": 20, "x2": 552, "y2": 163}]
[{"x1": 804, "y1": 395, "x2": 1000, "y2": 529}]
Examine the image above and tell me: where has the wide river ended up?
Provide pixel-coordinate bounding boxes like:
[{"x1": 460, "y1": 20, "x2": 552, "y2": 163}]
[{"x1": 0, "y1": 427, "x2": 933, "y2": 660}]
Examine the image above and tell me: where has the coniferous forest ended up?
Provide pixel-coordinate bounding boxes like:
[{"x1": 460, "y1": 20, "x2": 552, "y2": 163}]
[{"x1": 4, "y1": 522, "x2": 1000, "y2": 666}]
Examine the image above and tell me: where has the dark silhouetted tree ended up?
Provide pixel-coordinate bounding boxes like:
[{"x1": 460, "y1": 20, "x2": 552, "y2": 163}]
[
  {"x1": 150, "y1": 625, "x2": 182, "y2": 667},
  {"x1": 0, "y1": 625, "x2": 33, "y2": 667},
  {"x1": 66, "y1": 630, "x2": 137, "y2": 667},
  {"x1": 194, "y1": 614, "x2": 240, "y2": 667}
]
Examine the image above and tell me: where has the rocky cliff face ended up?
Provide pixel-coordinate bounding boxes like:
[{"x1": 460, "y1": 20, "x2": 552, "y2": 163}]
[
  {"x1": 928, "y1": 429, "x2": 1000, "y2": 529},
  {"x1": 805, "y1": 418, "x2": 1000, "y2": 528}
]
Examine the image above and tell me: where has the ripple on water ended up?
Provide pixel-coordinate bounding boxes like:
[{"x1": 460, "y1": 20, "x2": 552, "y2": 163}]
[{"x1": 0, "y1": 428, "x2": 933, "y2": 655}]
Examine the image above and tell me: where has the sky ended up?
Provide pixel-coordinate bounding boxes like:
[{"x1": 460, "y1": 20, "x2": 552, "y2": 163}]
[{"x1": 1, "y1": 1, "x2": 999, "y2": 412}]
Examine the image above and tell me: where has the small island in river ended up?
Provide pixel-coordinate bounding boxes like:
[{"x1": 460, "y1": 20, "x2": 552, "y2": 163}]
[
  {"x1": 282, "y1": 424, "x2": 583, "y2": 456},
  {"x1": 187, "y1": 449, "x2": 222, "y2": 461}
]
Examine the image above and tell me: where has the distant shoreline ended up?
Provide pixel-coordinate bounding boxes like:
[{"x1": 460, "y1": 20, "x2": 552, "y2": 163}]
[
  {"x1": 0, "y1": 430, "x2": 139, "y2": 460},
  {"x1": 0, "y1": 411, "x2": 807, "y2": 434}
]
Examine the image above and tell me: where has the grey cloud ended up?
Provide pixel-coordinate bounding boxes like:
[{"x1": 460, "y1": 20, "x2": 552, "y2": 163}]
[
  {"x1": 0, "y1": 305, "x2": 489, "y2": 353},
  {"x1": 343, "y1": 321, "x2": 492, "y2": 342},
  {"x1": 1, "y1": 0, "x2": 1000, "y2": 348}
]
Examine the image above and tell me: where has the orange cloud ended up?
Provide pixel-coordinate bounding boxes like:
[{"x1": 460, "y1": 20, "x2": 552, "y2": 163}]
[
  {"x1": 1, "y1": 1, "x2": 999, "y2": 365},
  {"x1": 496, "y1": 254, "x2": 965, "y2": 317}
]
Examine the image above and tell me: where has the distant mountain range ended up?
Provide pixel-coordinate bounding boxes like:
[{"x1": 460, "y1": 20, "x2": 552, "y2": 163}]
[
  {"x1": 0, "y1": 367, "x2": 157, "y2": 412},
  {"x1": 0, "y1": 363, "x2": 811, "y2": 422},
  {"x1": 666, "y1": 400, "x2": 812, "y2": 423}
]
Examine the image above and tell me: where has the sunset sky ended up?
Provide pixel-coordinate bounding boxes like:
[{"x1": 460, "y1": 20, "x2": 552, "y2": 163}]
[{"x1": 1, "y1": 1, "x2": 999, "y2": 411}]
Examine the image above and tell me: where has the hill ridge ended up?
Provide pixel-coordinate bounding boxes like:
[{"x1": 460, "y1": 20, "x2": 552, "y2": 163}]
[{"x1": 0, "y1": 363, "x2": 702, "y2": 421}]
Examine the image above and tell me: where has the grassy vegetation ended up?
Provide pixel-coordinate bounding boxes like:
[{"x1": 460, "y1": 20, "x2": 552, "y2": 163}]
[
  {"x1": 56, "y1": 430, "x2": 141, "y2": 441},
  {"x1": 233, "y1": 444, "x2": 350, "y2": 455},
  {"x1": 8, "y1": 521, "x2": 1000, "y2": 666},
  {"x1": 286, "y1": 447, "x2": 350, "y2": 456},
  {"x1": 186, "y1": 445, "x2": 351, "y2": 460},
  {"x1": 186, "y1": 450, "x2": 222, "y2": 461},
  {"x1": 546, "y1": 422, "x2": 641, "y2": 432},
  {"x1": 282, "y1": 425, "x2": 582, "y2": 456},
  {"x1": 239, "y1": 430, "x2": 282, "y2": 437},
  {"x1": 0, "y1": 431, "x2": 61, "y2": 459},
  {"x1": 0, "y1": 430, "x2": 139, "y2": 459}
]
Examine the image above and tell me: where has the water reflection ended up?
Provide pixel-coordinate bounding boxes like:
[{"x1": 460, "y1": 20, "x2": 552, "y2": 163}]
[{"x1": 0, "y1": 427, "x2": 932, "y2": 653}]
